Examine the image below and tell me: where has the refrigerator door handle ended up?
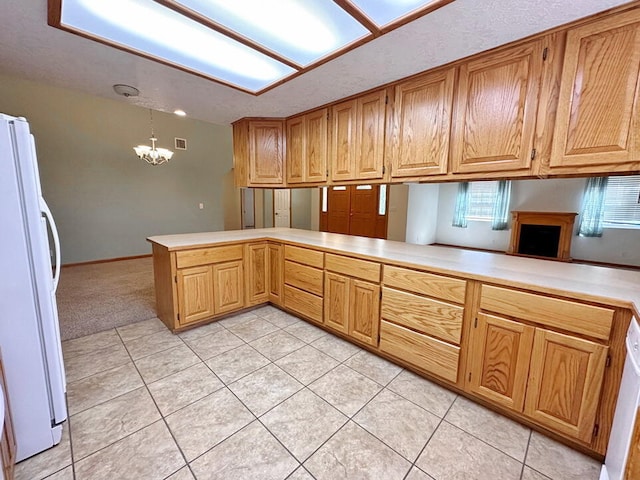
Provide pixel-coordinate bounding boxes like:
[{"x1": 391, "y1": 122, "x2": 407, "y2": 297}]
[{"x1": 39, "y1": 198, "x2": 61, "y2": 292}]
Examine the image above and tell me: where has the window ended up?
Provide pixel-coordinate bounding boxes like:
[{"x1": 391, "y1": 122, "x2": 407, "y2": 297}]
[
  {"x1": 467, "y1": 181, "x2": 499, "y2": 221},
  {"x1": 452, "y1": 180, "x2": 511, "y2": 230},
  {"x1": 603, "y1": 175, "x2": 640, "y2": 228}
]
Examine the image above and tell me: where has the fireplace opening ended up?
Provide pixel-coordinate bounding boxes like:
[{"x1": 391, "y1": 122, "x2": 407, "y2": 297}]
[{"x1": 517, "y1": 224, "x2": 562, "y2": 258}]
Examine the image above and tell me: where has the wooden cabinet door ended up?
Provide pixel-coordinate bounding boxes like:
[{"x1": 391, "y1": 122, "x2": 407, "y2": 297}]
[
  {"x1": 349, "y1": 279, "x2": 381, "y2": 347},
  {"x1": 468, "y1": 313, "x2": 534, "y2": 412},
  {"x1": 268, "y1": 243, "x2": 283, "y2": 305},
  {"x1": 524, "y1": 329, "x2": 608, "y2": 443},
  {"x1": 248, "y1": 120, "x2": 284, "y2": 185},
  {"x1": 324, "y1": 272, "x2": 350, "y2": 334},
  {"x1": 177, "y1": 265, "x2": 214, "y2": 325},
  {"x1": 355, "y1": 90, "x2": 386, "y2": 179},
  {"x1": 330, "y1": 99, "x2": 357, "y2": 181},
  {"x1": 286, "y1": 115, "x2": 305, "y2": 184},
  {"x1": 451, "y1": 39, "x2": 544, "y2": 173},
  {"x1": 391, "y1": 68, "x2": 455, "y2": 178},
  {"x1": 305, "y1": 108, "x2": 328, "y2": 182},
  {"x1": 246, "y1": 243, "x2": 269, "y2": 306},
  {"x1": 550, "y1": 10, "x2": 640, "y2": 171},
  {"x1": 213, "y1": 260, "x2": 245, "y2": 315}
]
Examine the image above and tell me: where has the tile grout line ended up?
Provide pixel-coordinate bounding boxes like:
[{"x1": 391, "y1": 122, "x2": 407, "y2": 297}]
[
  {"x1": 519, "y1": 430, "x2": 534, "y2": 480},
  {"x1": 400, "y1": 392, "x2": 460, "y2": 480},
  {"x1": 114, "y1": 328, "x2": 198, "y2": 480}
]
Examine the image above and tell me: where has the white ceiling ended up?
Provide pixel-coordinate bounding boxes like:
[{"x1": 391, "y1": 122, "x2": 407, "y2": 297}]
[{"x1": 0, "y1": 0, "x2": 631, "y2": 125}]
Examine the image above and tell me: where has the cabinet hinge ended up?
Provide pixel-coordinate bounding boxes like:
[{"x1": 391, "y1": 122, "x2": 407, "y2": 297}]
[
  {"x1": 593, "y1": 424, "x2": 599, "y2": 437},
  {"x1": 379, "y1": 290, "x2": 383, "y2": 300},
  {"x1": 605, "y1": 355, "x2": 612, "y2": 368},
  {"x1": 530, "y1": 148, "x2": 537, "y2": 160},
  {"x1": 542, "y1": 47, "x2": 548, "y2": 61},
  {"x1": 174, "y1": 275, "x2": 178, "y2": 283},
  {"x1": 382, "y1": 165, "x2": 386, "y2": 175},
  {"x1": 177, "y1": 313, "x2": 180, "y2": 321},
  {"x1": 474, "y1": 317, "x2": 478, "y2": 328},
  {"x1": 468, "y1": 372, "x2": 472, "y2": 382}
]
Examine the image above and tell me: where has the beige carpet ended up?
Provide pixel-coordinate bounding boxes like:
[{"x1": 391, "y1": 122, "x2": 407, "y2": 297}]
[{"x1": 56, "y1": 257, "x2": 157, "y2": 340}]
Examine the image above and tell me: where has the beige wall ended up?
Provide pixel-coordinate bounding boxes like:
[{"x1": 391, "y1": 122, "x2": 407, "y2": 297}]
[{"x1": 0, "y1": 74, "x2": 237, "y2": 263}]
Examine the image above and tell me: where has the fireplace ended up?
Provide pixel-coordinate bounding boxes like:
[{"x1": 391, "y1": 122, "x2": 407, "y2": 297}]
[{"x1": 507, "y1": 212, "x2": 577, "y2": 261}]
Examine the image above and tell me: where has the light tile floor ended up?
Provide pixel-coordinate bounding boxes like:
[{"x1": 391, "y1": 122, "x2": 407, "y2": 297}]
[{"x1": 16, "y1": 306, "x2": 603, "y2": 480}]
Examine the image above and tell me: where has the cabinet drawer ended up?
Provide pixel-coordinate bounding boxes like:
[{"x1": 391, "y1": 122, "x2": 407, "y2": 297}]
[
  {"x1": 480, "y1": 285, "x2": 614, "y2": 340},
  {"x1": 380, "y1": 321, "x2": 460, "y2": 383},
  {"x1": 325, "y1": 254, "x2": 381, "y2": 282},
  {"x1": 381, "y1": 287, "x2": 463, "y2": 344},
  {"x1": 284, "y1": 245, "x2": 324, "y2": 268},
  {"x1": 284, "y1": 284, "x2": 323, "y2": 323},
  {"x1": 176, "y1": 245, "x2": 243, "y2": 269},
  {"x1": 383, "y1": 265, "x2": 466, "y2": 304},
  {"x1": 284, "y1": 260, "x2": 323, "y2": 296}
]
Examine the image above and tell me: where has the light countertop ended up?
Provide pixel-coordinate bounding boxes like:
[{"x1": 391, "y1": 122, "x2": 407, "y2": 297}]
[{"x1": 148, "y1": 228, "x2": 640, "y2": 316}]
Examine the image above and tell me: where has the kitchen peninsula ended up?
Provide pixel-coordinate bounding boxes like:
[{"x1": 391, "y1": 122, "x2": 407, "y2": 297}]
[{"x1": 148, "y1": 228, "x2": 639, "y2": 460}]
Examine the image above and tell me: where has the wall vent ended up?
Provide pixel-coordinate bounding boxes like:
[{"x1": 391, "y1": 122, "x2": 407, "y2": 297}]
[{"x1": 175, "y1": 138, "x2": 187, "y2": 150}]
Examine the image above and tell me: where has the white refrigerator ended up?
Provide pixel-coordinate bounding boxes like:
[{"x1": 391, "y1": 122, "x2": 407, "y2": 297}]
[{"x1": 0, "y1": 114, "x2": 67, "y2": 461}]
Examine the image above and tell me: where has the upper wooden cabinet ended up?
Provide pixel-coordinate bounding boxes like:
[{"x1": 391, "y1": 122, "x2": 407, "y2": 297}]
[
  {"x1": 287, "y1": 108, "x2": 328, "y2": 184},
  {"x1": 550, "y1": 9, "x2": 640, "y2": 173},
  {"x1": 451, "y1": 39, "x2": 546, "y2": 174},
  {"x1": 330, "y1": 89, "x2": 386, "y2": 181},
  {"x1": 233, "y1": 119, "x2": 285, "y2": 187},
  {"x1": 390, "y1": 68, "x2": 455, "y2": 178}
]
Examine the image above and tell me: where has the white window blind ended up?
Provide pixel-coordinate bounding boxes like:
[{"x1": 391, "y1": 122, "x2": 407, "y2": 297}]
[
  {"x1": 467, "y1": 181, "x2": 499, "y2": 221},
  {"x1": 603, "y1": 175, "x2": 640, "y2": 228}
]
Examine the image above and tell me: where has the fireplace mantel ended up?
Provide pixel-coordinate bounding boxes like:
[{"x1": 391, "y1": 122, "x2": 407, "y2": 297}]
[{"x1": 507, "y1": 211, "x2": 578, "y2": 261}]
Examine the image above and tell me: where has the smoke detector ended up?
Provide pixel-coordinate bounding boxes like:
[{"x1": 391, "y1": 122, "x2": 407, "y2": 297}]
[{"x1": 113, "y1": 84, "x2": 139, "y2": 97}]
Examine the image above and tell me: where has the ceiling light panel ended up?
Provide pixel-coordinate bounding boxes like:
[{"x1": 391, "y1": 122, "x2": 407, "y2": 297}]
[
  {"x1": 60, "y1": 0, "x2": 295, "y2": 92},
  {"x1": 172, "y1": 0, "x2": 370, "y2": 66},
  {"x1": 349, "y1": 0, "x2": 443, "y2": 27}
]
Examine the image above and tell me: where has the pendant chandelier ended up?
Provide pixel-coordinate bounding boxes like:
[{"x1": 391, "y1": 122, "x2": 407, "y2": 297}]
[{"x1": 134, "y1": 109, "x2": 174, "y2": 166}]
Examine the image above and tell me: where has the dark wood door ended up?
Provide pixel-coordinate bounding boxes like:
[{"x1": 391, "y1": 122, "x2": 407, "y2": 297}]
[
  {"x1": 326, "y1": 187, "x2": 350, "y2": 234},
  {"x1": 320, "y1": 185, "x2": 388, "y2": 239},
  {"x1": 350, "y1": 186, "x2": 378, "y2": 237}
]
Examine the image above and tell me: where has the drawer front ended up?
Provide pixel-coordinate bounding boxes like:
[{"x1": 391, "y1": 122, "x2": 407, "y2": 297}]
[
  {"x1": 383, "y1": 265, "x2": 466, "y2": 304},
  {"x1": 325, "y1": 254, "x2": 381, "y2": 282},
  {"x1": 381, "y1": 287, "x2": 463, "y2": 345},
  {"x1": 284, "y1": 260, "x2": 324, "y2": 296},
  {"x1": 284, "y1": 245, "x2": 324, "y2": 268},
  {"x1": 176, "y1": 244, "x2": 243, "y2": 269},
  {"x1": 379, "y1": 320, "x2": 460, "y2": 383},
  {"x1": 284, "y1": 284, "x2": 323, "y2": 323},
  {"x1": 480, "y1": 285, "x2": 614, "y2": 340}
]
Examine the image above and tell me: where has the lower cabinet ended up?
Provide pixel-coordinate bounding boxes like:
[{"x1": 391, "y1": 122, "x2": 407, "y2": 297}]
[
  {"x1": 173, "y1": 244, "x2": 247, "y2": 328},
  {"x1": 524, "y1": 329, "x2": 608, "y2": 443},
  {"x1": 379, "y1": 266, "x2": 466, "y2": 383},
  {"x1": 323, "y1": 254, "x2": 382, "y2": 347},
  {"x1": 468, "y1": 284, "x2": 613, "y2": 444},
  {"x1": 268, "y1": 243, "x2": 283, "y2": 305},
  {"x1": 177, "y1": 265, "x2": 215, "y2": 326},
  {"x1": 283, "y1": 246, "x2": 324, "y2": 323},
  {"x1": 212, "y1": 260, "x2": 245, "y2": 315},
  {"x1": 324, "y1": 272, "x2": 380, "y2": 346},
  {"x1": 246, "y1": 243, "x2": 269, "y2": 306}
]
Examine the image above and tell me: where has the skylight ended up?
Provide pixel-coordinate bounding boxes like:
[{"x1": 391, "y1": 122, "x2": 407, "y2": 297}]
[{"x1": 51, "y1": 0, "x2": 454, "y2": 94}]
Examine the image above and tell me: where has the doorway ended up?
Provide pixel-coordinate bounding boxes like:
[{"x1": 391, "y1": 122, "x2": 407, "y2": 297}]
[
  {"x1": 274, "y1": 189, "x2": 291, "y2": 227},
  {"x1": 319, "y1": 184, "x2": 389, "y2": 239},
  {"x1": 241, "y1": 188, "x2": 255, "y2": 229}
]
